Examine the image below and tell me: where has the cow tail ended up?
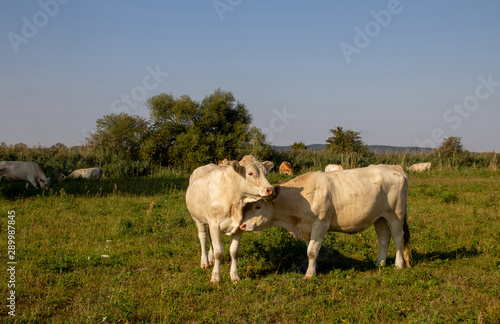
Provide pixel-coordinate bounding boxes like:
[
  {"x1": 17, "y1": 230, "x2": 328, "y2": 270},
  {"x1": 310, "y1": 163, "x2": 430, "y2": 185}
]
[
  {"x1": 402, "y1": 170, "x2": 412, "y2": 268},
  {"x1": 403, "y1": 210, "x2": 412, "y2": 268}
]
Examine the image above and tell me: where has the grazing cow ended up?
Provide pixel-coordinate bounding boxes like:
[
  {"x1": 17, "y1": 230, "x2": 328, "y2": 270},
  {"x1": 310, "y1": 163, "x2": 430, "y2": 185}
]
[
  {"x1": 240, "y1": 165, "x2": 411, "y2": 279},
  {"x1": 66, "y1": 167, "x2": 103, "y2": 180},
  {"x1": 0, "y1": 161, "x2": 50, "y2": 190},
  {"x1": 218, "y1": 159, "x2": 229, "y2": 166},
  {"x1": 325, "y1": 164, "x2": 344, "y2": 172},
  {"x1": 279, "y1": 161, "x2": 293, "y2": 176},
  {"x1": 408, "y1": 162, "x2": 431, "y2": 172},
  {"x1": 186, "y1": 155, "x2": 274, "y2": 282}
]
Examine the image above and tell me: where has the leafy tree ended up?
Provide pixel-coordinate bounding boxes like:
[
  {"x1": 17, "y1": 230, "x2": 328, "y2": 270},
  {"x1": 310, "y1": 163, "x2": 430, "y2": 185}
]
[
  {"x1": 146, "y1": 89, "x2": 255, "y2": 170},
  {"x1": 291, "y1": 142, "x2": 307, "y2": 151},
  {"x1": 438, "y1": 136, "x2": 466, "y2": 158},
  {"x1": 197, "y1": 88, "x2": 252, "y2": 161},
  {"x1": 239, "y1": 126, "x2": 271, "y2": 160},
  {"x1": 86, "y1": 113, "x2": 150, "y2": 161},
  {"x1": 325, "y1": 126, "x2": 368, "y2": 154},
  {"x1": 169, "y1": 127, "x2": 210, "y2": 171},
  {"x1": 145, "y1": 93, "x2": 199, "y2": 164}
]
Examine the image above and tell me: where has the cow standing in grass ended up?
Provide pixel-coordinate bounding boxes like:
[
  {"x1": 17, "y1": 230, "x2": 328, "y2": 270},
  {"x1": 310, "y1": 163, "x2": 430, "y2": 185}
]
[
  {"x1": 240, "y1": 165, "x2": 411, "y2": 279},
  {"x1": 65, "y1": 167, "x2": 103, "y2": 180},
  {"x1": 408, "y1": 162, "x2": 431, "y2": 172},
  {"x1": 0, "y1": 161, "x2": 50, "y2": 190},
  {"x1": 186, "y1": 155, "x2": 274, "y2": 282}
]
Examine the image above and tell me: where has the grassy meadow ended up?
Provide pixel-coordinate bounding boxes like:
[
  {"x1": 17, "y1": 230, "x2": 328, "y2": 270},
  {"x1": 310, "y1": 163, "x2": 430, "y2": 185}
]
[{"x1": 1, "y1": 166, "x2": 500, "y2": 323}]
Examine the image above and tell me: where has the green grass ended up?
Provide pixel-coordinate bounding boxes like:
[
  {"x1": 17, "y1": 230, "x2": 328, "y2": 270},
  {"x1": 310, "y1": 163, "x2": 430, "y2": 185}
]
[{"x1": 1, "y1": 169, "x2": 499, "y2": 323}]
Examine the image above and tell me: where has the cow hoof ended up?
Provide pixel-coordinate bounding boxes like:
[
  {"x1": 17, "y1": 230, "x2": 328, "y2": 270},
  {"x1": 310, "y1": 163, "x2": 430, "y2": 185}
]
[
  {"x1": 208, "y1": 261, "x2": 214, "y2": 267},
  {"x1": 378, "y1": 260, "x2": 386, "y2": 267},
  {"x1": 231, "y1": 275, "x2": 240, "y2": 282},
  {"x1": 304, "y1": 274, "x2": 314, "y2": 280}
]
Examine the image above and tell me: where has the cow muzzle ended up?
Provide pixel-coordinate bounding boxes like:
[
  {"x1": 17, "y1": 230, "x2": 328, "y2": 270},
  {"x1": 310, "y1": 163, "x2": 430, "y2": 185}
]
[{"x1": 261, "y1": 186, "x2": 273, "y2": 197}]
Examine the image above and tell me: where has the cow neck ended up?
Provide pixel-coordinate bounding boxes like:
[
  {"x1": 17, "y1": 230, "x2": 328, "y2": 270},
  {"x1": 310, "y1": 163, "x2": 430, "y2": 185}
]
[
  {"x1": 225, "y1": 174, "x2": 249, "y2": 225},
  {"x1": 269, "y1": 186, "x2": 304, "y2": 240}
]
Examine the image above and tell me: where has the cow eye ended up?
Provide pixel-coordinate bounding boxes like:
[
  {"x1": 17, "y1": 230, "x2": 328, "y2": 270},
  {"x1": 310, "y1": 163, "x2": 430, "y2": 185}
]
[
  {"x1": 248, "y1": 172, "x2": 254, "y2": 177},
  {"x1": 255, "y1": 205, "x2": 261, "y2": 210}
]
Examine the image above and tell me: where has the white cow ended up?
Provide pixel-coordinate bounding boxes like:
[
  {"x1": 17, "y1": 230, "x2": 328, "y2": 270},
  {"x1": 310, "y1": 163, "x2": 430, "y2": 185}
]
[
  {"x1": 325, "y1": 164, "x2": 344, "y2": 172},
  {"x1": 408, "y1": 162, "x2": 431, "y2": 172},
  {"x1": 0, "y1": 161, "x2": 50, "y2": 190},
  {"x1": 185, "y1": 155, "x2": 274, "y2": 282},
  {"x1": 66, "y1": 167, "x2": 103, "y2": 180},
  {"x1": 240, "y1": 165, "x2": 411, "y2": 279}
]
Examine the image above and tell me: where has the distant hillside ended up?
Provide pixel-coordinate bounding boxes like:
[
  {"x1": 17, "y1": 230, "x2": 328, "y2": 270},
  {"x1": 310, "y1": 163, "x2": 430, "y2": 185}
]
[
  {"x1": 368, "y1": 145, "x2": 434, "y2": 153},
  {"x1": 272, "y1": 144, "x2": 434, "y2": 153}
]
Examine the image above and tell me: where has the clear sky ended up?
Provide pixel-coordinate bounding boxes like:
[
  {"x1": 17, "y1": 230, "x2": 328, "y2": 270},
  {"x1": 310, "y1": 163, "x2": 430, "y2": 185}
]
[{"x1": 1, "y1": 0, "x2": 499, "y2": 152}]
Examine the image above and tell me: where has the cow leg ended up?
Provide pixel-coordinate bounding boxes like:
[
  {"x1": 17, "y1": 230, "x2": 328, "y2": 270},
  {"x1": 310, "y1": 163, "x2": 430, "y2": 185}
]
[
  {"x1": 374, "y1": 218, "x2": 391, "y2": 266},
  {"x1": 304, "y1": 220, "x2": 329, "y2": 279},
  {"x1": 207, "y1": 231, "x2": 215, "y2": 267},
  {"x1": 388, "y1": 217, "x2": 405, "y2": 269},
  {"x1": 193, "y1": 218, "x2": 210, "y2": 269},
  {"x1": 26, "y1": 176, "x2": 38, "y2": 189},
  {"x1": 208, "y1": 223, "x2": 224, "y2": 282},
  {"x1": 229, "y1": 230, "x2": 242, "y2": 282}
]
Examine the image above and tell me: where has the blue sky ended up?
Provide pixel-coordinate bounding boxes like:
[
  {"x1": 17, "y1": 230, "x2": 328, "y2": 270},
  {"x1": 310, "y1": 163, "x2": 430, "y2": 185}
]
[{"x1": 1, "y1": 0, "x2": 499, "y2": 152}]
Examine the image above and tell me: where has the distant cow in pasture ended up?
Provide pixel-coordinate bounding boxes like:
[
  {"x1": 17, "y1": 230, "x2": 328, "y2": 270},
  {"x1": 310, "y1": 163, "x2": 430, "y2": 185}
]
[
  {"x1": 279, "y1": 161, "x2": 293, "y2": 176},
  {"x1": 0, "y1": 161, "x2": 50, "y2": 190},
  {"x1": 64, "y1": 167, "x2": 103, "y2": 180},
  {"x1": 408, "y1": 162, "x2": 431, "y2": 172},
  {"x1": 325, "y1": 164, "x2": 344, "y2": 172},
  {"x1": 186, "y1": 155, "x2": 274, "y2": 282},
  {"x1": 240, "y1": 165, "x2": 411, "y2": 279},
  {"x1": 218, "y1": 159, "x2": 229, "y2": 166}
]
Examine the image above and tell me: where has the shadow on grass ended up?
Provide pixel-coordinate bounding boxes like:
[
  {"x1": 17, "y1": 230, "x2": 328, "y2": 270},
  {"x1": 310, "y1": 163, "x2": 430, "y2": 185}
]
[
  {"x1": 242, "y1": 241, "x2": 482, "y2": 279},
  {"x1": 241, "y1": 232, "x2": 379, "y2": 279},
  {"x1": 411, "y1": 246, "x2": 480, "y2": 265},
  {"x1": 315, "y1": 245, "x2": 378, "y2": 274},
  {"x1": 0, "y1": 174, "x2": 190, "y2": 200}
]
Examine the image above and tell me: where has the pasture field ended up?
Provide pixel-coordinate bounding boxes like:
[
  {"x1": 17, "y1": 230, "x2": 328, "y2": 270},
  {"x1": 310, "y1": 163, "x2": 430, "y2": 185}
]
[{"x1": 1, "y1": 168, "x2": 499, "y2": 323}]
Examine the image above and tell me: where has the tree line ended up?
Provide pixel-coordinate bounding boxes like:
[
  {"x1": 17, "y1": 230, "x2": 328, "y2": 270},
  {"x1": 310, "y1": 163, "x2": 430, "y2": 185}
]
[{"x1": 1, "y1": 88, "x2": 497, "y2": 178}]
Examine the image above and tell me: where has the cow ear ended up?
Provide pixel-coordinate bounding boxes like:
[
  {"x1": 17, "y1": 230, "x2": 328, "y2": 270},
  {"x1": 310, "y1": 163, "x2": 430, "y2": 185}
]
[
  {"x1": 230, "y1": 161, "x2": 243, "y2": 175},
  {"x1": 262, "y1": 161, "x2": 274, "y2": 173},
  {"x1": 273, "y1": 185, "x2": 281, "y2": 200}
]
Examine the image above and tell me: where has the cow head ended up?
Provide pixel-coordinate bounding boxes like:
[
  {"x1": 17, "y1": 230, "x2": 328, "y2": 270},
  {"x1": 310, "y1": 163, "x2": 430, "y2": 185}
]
[
  {"x1": 38, "y1": 176, "x2": 50, "y2": 190},
  {"x1": 240, "y1": 185, "x2": 281, "y2": 232},
  {"x1": 230, "y1": 155, "x2": 274, "y2": 200}
]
